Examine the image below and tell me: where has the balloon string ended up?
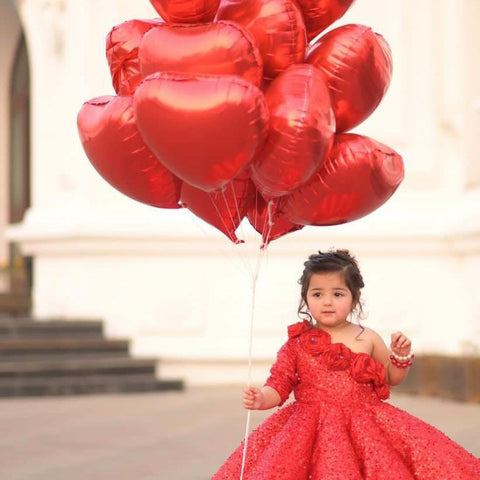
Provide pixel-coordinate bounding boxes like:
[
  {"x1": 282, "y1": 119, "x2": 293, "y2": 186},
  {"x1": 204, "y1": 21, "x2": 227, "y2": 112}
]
[
  {"x1": 208, "y1": 192, "x2": 253, "y2": 278},
  {"x1": 239, "y1": 268, "x2": 257, "y2": 480},
  {"x1": 254, "y1": 190, "x2": 259, "y2": 233},
  {"x1": 228, "y1": 181, "x2": 247, "y2": 244},
  {"x1": 260, "y1": 200, "x2": 275, "y2": 248},
  {"x1": 209, "y1": 191, "x2": 237, "y2": 244},
  {"x1": 219, "y1": 188, "x2": 244, "y2": 244},
  {"x1": 239, "y1": 205, "x2": 273, "y2": 480},
  {"x1": 218, "y1": 188, "x2": 254, "y2": 277}
]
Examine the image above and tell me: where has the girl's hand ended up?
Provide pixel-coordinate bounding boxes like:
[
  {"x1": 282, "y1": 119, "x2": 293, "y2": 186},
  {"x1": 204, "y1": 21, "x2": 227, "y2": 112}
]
[
  {"x1": 243, "y1": 386, "x2": 264, "y2": 410},
  {"x1": 390, "y1": 331, "x2": 412, "y2": 356}
]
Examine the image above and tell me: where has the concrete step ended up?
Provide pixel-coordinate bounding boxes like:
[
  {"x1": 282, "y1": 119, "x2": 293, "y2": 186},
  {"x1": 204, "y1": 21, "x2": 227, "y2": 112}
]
[
  {"x1": 0, "y1": 318, "x2": 104, "y2": 339},
  {"x1": 0, "y1": 374, "x2": 183, "y2": 397},
  {"x1": 0, "y1": 338, "x2": 130, "y2": 361},
  {"x1": 0, "y1": 316, "x2": 185, "y2": 397},
  {"x1": 0, "y1": 357, "x2": 158, "y2": 377}
]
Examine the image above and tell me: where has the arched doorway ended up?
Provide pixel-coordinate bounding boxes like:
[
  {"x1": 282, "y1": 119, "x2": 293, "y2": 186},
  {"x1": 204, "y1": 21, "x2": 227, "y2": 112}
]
[
  {"x1": 9, "y1": 33, "x2": 32, "y2": 297},
  {"x1": 0, "y1": 1, "x2": 31, "y2": 314}
]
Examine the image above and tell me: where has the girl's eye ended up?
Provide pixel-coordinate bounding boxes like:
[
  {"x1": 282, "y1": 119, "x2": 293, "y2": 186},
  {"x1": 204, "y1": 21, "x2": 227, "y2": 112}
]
[
  {"x1": 313, "y1": 293, "x2": 321, "y2": 297},
  {"x1": 334, "y1": 292, "x2": 344, "y2": 297}
]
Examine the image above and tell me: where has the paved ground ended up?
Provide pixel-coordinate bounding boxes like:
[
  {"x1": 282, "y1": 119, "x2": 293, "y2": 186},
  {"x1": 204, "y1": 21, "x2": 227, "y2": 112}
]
[{"x1": 1, "y1": 387, "x2": 480, "y2": 480}]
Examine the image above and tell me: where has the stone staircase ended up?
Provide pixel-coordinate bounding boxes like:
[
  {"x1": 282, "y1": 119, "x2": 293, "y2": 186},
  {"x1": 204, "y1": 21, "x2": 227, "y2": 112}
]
[{"x1": 0, "y1": 316, "x2": 184, "y2": 397}]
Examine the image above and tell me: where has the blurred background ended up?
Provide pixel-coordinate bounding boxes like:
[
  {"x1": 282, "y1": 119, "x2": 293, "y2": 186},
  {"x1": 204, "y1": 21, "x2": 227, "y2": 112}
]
[{"x1": 1, "y1": 0, "x2": 480, "y2": 398}]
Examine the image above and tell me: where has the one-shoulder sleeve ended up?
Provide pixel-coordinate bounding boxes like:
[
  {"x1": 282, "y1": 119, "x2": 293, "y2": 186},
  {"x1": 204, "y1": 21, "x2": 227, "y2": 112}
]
[{"x1": 264, "y1": 339, "x2": 298, "y2": 407}]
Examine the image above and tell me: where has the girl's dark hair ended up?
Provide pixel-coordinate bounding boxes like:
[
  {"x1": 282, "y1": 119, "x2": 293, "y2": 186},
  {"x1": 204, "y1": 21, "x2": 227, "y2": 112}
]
[{"x1": 297, "y1": 249, "x2": 365, "y2": 327}]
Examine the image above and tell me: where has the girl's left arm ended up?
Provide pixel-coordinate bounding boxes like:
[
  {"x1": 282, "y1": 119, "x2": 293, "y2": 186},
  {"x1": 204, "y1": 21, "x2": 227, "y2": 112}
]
[{"x1": 369, "y1": 329, "x2": 412, "y2": 386}]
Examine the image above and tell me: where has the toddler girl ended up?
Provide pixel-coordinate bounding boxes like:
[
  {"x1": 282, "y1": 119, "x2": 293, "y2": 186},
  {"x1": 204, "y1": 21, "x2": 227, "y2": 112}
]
[{"x1": 210, "y1": 249, "x2": 480, "y2": 480}]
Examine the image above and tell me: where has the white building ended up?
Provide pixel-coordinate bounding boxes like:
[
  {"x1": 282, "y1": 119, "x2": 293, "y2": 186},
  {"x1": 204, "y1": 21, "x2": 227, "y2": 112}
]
[{"x1": 1, "y1": 0, "x2": 480, "y2": 385}]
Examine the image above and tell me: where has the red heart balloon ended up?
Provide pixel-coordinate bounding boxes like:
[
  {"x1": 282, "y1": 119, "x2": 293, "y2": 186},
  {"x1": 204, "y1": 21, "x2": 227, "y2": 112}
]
[
  {"x1": 181, "y1": 178, "x2": 255, "y2": 243},
  {"x1": 296, "y1": 0, "x2": 355, "y2": 41},
  {"x1": 284, "y1": 133, "x2": 404, "y2": 225},
  {"x1": 139, "y1": 21, "x2": 263, "y2": 87},
  {"x1": 248, "y1": 195, "x2": 303, "y2": 245},
  {"x1": 307, "y1": 24, "x2": 392, "y2": 133},
  {"x1": 251, "y1": 64, "x2": 335, "y2": 198},
  {"x1": 77, "y1": 95, "x2": 181, "y2": 208},
  {"x1": 216, "y1": 0, "x2": 307, "y2": 81},
  {"x1": 150, "y1": 0, "x2": 220, "y2": 23},
  {"x1": 106, "y1": 19, "x2": 163, "y2": 96},
  {"x1": 134, "y1": 72, "x2": 268, "y2": 192}
]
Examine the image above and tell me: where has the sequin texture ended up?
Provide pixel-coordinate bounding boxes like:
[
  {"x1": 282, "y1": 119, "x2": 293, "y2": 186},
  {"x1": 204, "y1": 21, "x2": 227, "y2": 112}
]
[{"x1": 210, "y1": 321, "x2": 480, "y2": 480}]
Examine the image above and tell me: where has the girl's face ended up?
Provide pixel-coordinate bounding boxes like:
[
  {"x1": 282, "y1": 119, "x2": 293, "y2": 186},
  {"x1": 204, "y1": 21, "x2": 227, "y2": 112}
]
[{"x1": 306, "y1": 271, "x2": 355, "y2": 329}]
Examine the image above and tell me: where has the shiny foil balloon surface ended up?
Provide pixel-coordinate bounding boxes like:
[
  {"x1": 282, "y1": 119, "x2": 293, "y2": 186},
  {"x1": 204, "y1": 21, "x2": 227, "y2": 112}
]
[
  {"x1": 248, "y1": 195, "x2": 303, "y2": 245},
  {"x1": 251, "y1": 64, "x2": 335, "y2": 198},
  {"x1": 296, "y1": 0, "x2": 355, "y2": 40},
  {"x1": 181, "y1": 178, "x2": 255, "y2": 243},
  {"x1": 80, "y1": 3, "x2": 404, "y2": 244},
  {"x1": 150, "y1": 0, "x2": 220, "y2": 23},
  {"x1": 307, "y1": 24, "x2": 392, "y2": 133},
  {"x1": 139, "y1": 21, "x2": 263, "y2": 87},
  {"x1": 106, "y1": 19, "x2": 163, "y2": 96},
  {"x1": 216, "y1": 0, "x2": 307, "y2": 81},
  {"x1": 134, "y1": 72, "x2": 268, "y2": 192},
  {"x1": 284, "y1": 133, "x2": 404, "y2": 225},
  {"x1": 77, "y1": 96, "x2": 181, "y2": 208}
]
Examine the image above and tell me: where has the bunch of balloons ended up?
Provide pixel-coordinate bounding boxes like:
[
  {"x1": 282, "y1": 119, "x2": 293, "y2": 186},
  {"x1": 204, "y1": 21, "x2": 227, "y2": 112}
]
[{"x1": 77, "y1": 0, "x2": 404, "y2": 245}]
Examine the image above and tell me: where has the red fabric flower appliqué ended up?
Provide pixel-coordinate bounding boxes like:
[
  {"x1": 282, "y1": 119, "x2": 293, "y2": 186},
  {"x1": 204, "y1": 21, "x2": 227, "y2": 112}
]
[
  {"x1": 350, "y1": 353, "x2": 379, "y2": 384},
  {"x1": 351, "y1": 353, "x2": 390, "y2": 400},
  {"x1": 299, "y1": 328, "x2": 330, "y2": 356},
  {"x1": 372, "y1": 362, "x2": 390, "y2": 399},
  {"x1": 323, "y1": 342, "x2": 352, "y2": 370},
  {"x1": 287, "y1": 320, "x2": 311, "y2": 339},
  {"x1": 374, "y1": 382, "x2": 390, "y2": 400}
]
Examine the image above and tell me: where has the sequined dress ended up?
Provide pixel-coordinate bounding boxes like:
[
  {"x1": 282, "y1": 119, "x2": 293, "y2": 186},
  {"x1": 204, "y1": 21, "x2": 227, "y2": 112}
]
[{"x1": 210, "y1": 321, "x2": 480, "y2": 480}]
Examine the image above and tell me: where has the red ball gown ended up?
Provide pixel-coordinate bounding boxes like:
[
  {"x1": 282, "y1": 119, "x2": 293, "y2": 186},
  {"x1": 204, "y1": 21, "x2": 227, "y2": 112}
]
[{"x1": 210, "y1": 321, "x2": 480, "y2": 480}]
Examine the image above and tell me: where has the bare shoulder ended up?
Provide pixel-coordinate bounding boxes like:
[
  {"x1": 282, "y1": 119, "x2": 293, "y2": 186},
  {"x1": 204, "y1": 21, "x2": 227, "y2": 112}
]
[
  {"x1": 361, "y1": 327, "x2": 388, "y2": 348},
  {"x1": 347, "y1": 324, "x2": 375, "y2": 355},
  {"x1": 360, "y1": 327, "x2": 383, "y2": 342},
  {"x1": 361, "y1": 327, "x2": 390, "y2": 364},
  {"x1": 350, "y1": 325, "x2": 378, "y2": 342}
]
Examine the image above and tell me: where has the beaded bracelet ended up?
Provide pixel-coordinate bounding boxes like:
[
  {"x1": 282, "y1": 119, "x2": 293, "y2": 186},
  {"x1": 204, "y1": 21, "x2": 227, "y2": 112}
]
[
  {"x1": 392, "y1": 351, "x2": 414, "y2": 362},
  {"x1": 389, "y1": 352, "x2": 414, "y2": 369}
]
